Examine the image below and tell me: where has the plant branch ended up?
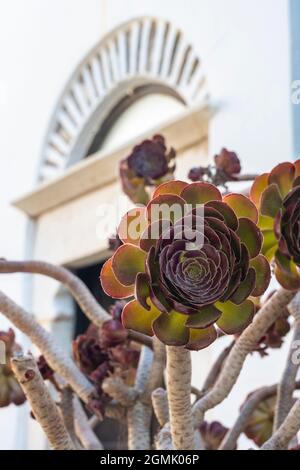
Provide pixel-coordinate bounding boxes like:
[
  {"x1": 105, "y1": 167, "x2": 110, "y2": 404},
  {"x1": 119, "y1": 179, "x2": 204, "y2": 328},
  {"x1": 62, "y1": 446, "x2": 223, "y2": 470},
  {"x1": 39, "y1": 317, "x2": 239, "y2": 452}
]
[
  {"x1": 0, "y1": 259, "x2": 109, "y2": 325},
  {"x1": 192, "y1": 288, "x2": 297, "y2": 425},
  {"x1": 0, "y1": 290, "x2": 95, "y2": 404},
  {"x1": 219, "y1": 385, "x2": 276, "y2": 450},
  {"x1": 11, "y1": 353, "x2": 75, "y2": 450},
  {"x1": 261, "y1": 396, "x2": 300, "y2": 450},
  {"x1": 273, "y1": 293, "x2": 300, "y2": 431},
  {"x1": 73, "y1": 397, "x2": 104, "y2": 450},
  {"x1": 127, "y1": 346, "x2": 153, "y2": 450},
  {"x1": 0, "y1": 259, "x2": 151, "y2": 347},
  {"x1": 166, "y1": 346, "x2": 195, "y2": 450},
  {"x1": 152, "y1": 388, "x2": 169, "y2": 426},
  {"x1": 201, "y1": 340, "x2": 235, "y2": 393},
  {"x1": 102, "y1": 376, "x2": 138, "y2": 407}
]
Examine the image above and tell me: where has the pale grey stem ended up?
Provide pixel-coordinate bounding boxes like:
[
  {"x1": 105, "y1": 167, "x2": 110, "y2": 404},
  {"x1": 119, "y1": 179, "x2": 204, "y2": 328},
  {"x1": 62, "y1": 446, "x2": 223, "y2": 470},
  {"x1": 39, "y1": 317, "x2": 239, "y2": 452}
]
[
  {"x1": 201, "y1": 340, "x2": 235, "y2": 393},
  {"x1": 152, "y1": 388, "x2": 169, "y2": 426},
  {"x1": 127, "y1": 346, "x2": 153, "y2": 450},
  {"x1": 73, "y1": 397, "x2": 104, "y2": 450},
  {"x1": 166, "y1": 346, "x2": 195, "y2": 450},
  {"x1": 59, "y1": 387, "x2": 82, "y2": 449},
  {"x1": 102, "y1": 376, "x2": 138, "y2": 407},
  {"x1": 193, "y1": 288, "x2": 296, "y2": 426},
  {"x1": 274, "y1": 293, "x2": 300, "y2": 432},
  {"x1": 0, "y1": 259, "x2": 110, "y2": 326},
  {"x1": 0, "y1": 290, "x2": 95, "y2": 404},
  {"x1": 219, "y1": 385, "x2": 276, "y2": 450},
  {"x1": 155, "y1": 423, "x2": 173, "y2": 450},
  {"x1": 11, "y1": 353, "x2": 75, "y2": 450},
  {"x1": 261, "y1": 397, "x2": 300, "y2": 450},
  {"x1": 0, "y1": 259, "x2": 151, "y2": 347}
]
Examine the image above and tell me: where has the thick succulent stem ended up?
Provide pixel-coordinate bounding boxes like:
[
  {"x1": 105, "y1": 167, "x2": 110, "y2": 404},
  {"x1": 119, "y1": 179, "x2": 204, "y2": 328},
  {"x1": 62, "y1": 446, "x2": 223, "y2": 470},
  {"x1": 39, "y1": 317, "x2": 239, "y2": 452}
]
[
  {"x1": 201, "y1": 340, "x2": 234, "y2": 393},
  {"x1": 0, "y1": 259, "x2": 151, "y2": 347},
  {"x1": 193, "y1": 288, "x2": 296, "y2": 425},
  {"x1": 0, "y1": 259, "x2": 109, "y2": 325},
  {"x1": 11, "y1": 354, "x2": 75, "y2": 450},
  {"x1": 127, "y1": 346, "x2": 153, "y2": 450},
  {"x1": 219, "y1": 385, "x2": 276, "y2": 450},
  {"x1": 102, "y1": 377, "x2": 138, "y2": 407},
  {"x1": 261, "y1": 397, "x2": 300, "y2": 450},
  {"x1": 166, "y1": 346, "x2": 195, "y2": 450},
  {"x1": 73, "y1": 397, "x2": 104, "y2": 450},
  {"x1": 59, "y1": 387, "x2": 81, "y2": 449},
  {"x1": 152, "y1": 388, "x2": 169, "y2": 426},
  {"x1": 0, "y1": 290, "x2": 95, "y2": 403},
  {"x1": 274, "y1": 293, "x2": 300, "y2": 431}
]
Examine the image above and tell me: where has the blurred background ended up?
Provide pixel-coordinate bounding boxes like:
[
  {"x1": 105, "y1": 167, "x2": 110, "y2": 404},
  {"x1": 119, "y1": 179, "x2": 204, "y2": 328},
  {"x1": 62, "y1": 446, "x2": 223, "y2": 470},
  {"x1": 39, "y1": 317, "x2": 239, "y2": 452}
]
[{"x1": 0, "y1": 0, "x2": 299, "y2": 449}]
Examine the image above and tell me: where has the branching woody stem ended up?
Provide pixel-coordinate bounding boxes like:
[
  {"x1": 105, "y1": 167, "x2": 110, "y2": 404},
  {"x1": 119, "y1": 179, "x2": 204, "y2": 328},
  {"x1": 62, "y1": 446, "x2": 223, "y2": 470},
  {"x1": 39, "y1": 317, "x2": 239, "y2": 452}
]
[
  {"x1": 11, "y1": 354, "x2": 75, "y2": 450},
  {"x1": 0, "y1": 259, "x2": 152, "y2": 347},
  {"x1": 152, "y1": 388, "x2": 169, "y2": 426},
  {"x1": 0, "y1": 290, "x2": 95, "y2": 403},
  {"x1": 102, "y1": 377, "x2": 138, "y2": 407},
  {"x1": 201, "y1": 340, "x2": 235, "y2": 393},
  {"x1": 261, "y1": 397, "x2": 300, "y2": 450},
  {"x1": 0, "y1": 259, "x2": 109, "y2": 325},
  {"x1": 127, "y1": 346, "x2": 154, "y2": 450},
  {"x1": 166, "y1": 346, "x2": 195, "y2": 450},
  {"x1": 193, "y1": 288, "x2": 297, "y2": 425},
  {"x1": 274, "y1": 293, "x2": 300, "y2": 431},
  {"x1": 73, "y1": 397, "x2": 104, "y2": 450},
  {"x1": 219, "y1": 385, "x2": 276, "y2": 450}
]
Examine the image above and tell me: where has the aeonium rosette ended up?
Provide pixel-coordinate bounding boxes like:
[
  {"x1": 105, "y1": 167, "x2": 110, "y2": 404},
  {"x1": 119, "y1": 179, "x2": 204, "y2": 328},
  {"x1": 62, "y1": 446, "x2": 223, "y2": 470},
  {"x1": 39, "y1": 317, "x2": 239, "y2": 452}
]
[
  {"x1": 250, "y1": 159, "x2": 300, "y2": 290},
  {"x1": 100, "y1": 181, "x2": 270, "y2": 350}
]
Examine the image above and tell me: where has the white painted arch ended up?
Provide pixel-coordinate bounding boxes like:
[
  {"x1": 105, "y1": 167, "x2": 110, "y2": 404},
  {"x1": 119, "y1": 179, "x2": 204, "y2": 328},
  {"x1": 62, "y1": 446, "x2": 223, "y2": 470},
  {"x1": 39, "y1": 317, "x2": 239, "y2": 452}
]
[{"x1": 39, "y1": 16, "x2": 208, "y2": 182}]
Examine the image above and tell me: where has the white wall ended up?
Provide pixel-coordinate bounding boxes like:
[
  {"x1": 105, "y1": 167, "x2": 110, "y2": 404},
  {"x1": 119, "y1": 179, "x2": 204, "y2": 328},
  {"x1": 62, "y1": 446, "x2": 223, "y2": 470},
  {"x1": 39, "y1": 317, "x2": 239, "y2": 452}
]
[{"x1": 0, "y1": 0, "x2": 294, "y2": 449}]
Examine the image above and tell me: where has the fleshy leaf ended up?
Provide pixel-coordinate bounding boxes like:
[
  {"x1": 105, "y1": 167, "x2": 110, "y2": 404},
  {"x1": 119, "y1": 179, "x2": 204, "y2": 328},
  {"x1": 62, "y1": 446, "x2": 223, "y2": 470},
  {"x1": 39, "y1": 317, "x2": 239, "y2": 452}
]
[
  {"x1": 180, "y1": 182, "x2": 222, "y2": 206},
  {"x1": 186, "y1": 326, "x2": 217, "y2": 351},
  {"x1": 236, "y1": 218, "x2": 263, "y2": 258},
  {"x1": 268, "y1": 162, "x2": 295, "y2": 197},
  {"x1": 260, "y1": 184, "x2": 282, "y2": 218},
  {"x1": 135, "y1": 272, "x2": 151, "y2": 310},
  {"x1": 274, "y1": 250, "x2": 300, "y2": 290},
  {"x1": 230, "y1": 268, "x2": 256, "y2": 304},
  {"x1": 250, "y1": 173, "x2": 269, "y2": 206},
  {"x1": 258, "y1": 214, "x2": 274, "y2": 231},
  {"x1": 206, "y1": 200, "x2": 238, "y2": 230},
  {"x1": 118, "y1": 207, "x2": 148, "y2": 245},
  {"x1": 152, "y1": 180, "x2": 188, "y2": 198},
  {"x1": 122, "y1": 299, "x2": 161, "y2": 336},
  {"x1": 294, "y1": 159, "x2": 300, "y2": 178},
  {"x1": 112, "y1": 244, "x2": 146, "y2": 286},
  {"x1": 185, "y1": 305, "x2": 222, "y2": 329},
  {"x1": 223, "y1": 194, "x2": 258, "y2": 223},
  {"x1": 250, "y1": 254, "x2": 271, "y2": 296},
  {"x1": 262, "y1": 229, "x2": 278, "y2": 260},
  {"x1": 100, "y1": 259, "x2": 134, "y2": 298},
  {"x1": 146, "y1": 194, "x2": 186, "y2": 224},
  {"x1": 216, "y1": 300, "x2": 255, "y2": 335},
  {"x1": 152, "y1": 310, "x2": 189, "y2": 346}
]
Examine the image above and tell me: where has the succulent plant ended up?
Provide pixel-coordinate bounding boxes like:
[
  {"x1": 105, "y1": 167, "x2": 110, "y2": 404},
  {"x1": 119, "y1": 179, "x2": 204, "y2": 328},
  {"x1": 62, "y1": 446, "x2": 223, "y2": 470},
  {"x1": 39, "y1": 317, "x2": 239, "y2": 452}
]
[
  {"x1": 120, "y1": 135, "x2": 176, "y2": 204},
  {"x1": 199, "y1": 421, "x2": 229, "y2": 450},
  {"x1": 0, "y1": 329, "x2": 25, "y2": 407},
  {"x1": 100, "y1": 180, "x2": 270, "y2": 349},
  {"x1": 37, "y1": 355, "x2": 54, "y2": 381},
  {"x1": 214, "y1": 148, "x2": 241, "y2": 177},
  {"x1": 243, "y1": 394, "x2": 276, "y2": 447},
  {"x1": 250, "y1": 160, "x2": 300, "y2": 289}
]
